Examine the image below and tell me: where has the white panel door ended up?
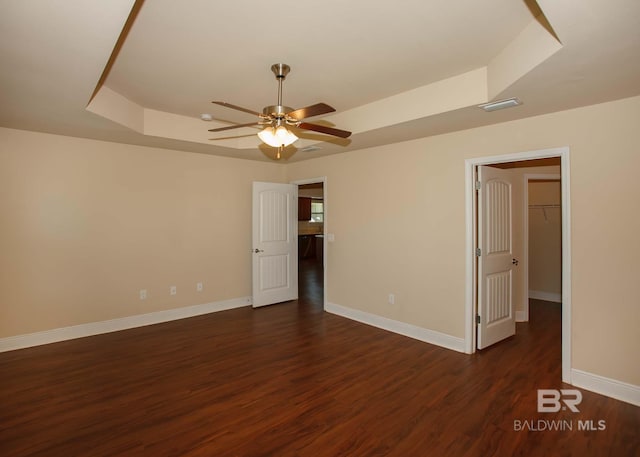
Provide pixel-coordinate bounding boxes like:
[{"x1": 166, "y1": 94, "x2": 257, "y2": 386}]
[
  {"x1": 252, "y1": 182, "x2": 298, "y2": 307},
  {"x1": 477, "y1": 166, "x2": 516, "y2": 349}
]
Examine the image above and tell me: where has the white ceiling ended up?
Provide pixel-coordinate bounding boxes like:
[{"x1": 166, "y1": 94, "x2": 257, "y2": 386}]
[
  {"x1": 1, "y1": 0, "x2": 639, "y2": 162},
  {"x1": 107, "y1": 0, "x2": 530, "y2": 115}
]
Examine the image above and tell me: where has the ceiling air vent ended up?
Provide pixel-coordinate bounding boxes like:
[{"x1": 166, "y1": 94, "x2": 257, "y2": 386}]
[
  {"x1": 478, "y1": 97, "x2": 522, "y2": 112},
  {"x1": 300, "y1": 145, "x2": 322, "y2": 153}
]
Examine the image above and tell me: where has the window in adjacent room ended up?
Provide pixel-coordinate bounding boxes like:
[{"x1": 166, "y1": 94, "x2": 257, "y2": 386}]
[{"x1": 311, "y1": 201, "x2": 324, "y2": 223}]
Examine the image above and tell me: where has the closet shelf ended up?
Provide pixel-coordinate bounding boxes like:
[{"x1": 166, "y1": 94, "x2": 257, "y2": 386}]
[{"x1": 529, "y1": 204, "x2": 560, "y2": 222}]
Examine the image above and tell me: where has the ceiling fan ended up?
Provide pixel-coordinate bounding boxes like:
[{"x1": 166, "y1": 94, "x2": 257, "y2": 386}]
[{"x1": 208, "y1": 63, "x2": 351, "y2": 159}]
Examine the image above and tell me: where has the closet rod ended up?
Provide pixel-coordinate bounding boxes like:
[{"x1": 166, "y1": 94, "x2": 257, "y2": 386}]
[{"x1": 528, "y1": 204, "x2": 560, "y2": 208}]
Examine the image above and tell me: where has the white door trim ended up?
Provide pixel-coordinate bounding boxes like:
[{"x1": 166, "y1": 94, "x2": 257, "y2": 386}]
[
  {"x1": 291, "y1": 177, "x2": 327, "y2": 310},
  {"x1": 464, "y1": 147, "x2": 572, "y2": 384},
  {"x1": 522, "y1": 173, "x2": 561, "y2": 322}
]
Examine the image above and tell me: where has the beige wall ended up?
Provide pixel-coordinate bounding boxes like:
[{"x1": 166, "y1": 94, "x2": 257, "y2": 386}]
[
  {"x1": 287, "y1": 95, "x2": 640, "y2": 386},
  {"x1": 0, "y1": 128, "x2": 284, "y2": 337},
  {"x1": 528, "y1": 180, "x2": 562, "y2": 296},
  {"x1": 2, "y1": 95, "x2": 639, "y2": 387},
  {"x1": 298, "y1": 188, "x2": 323, "y2": 199}
]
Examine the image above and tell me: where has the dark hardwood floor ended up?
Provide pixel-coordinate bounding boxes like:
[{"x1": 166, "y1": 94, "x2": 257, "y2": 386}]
[
  {"x1": 1, "y1": 264, "x2": 638, "y2": 456},
  {"x1": 298, "y1": 258, "x2": 324, "y2": 307}
]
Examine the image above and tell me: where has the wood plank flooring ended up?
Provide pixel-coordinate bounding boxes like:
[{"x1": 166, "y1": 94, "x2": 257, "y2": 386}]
[{"x1": 1, "y1": 261, "x2": 638, "y2": 456}]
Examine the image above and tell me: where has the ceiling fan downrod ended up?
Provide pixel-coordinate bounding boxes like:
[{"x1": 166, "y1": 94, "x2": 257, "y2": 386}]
[
  {"x1": 263, "y1": 63, "x2": 292, "y2": 123},
  {"x1": 272, "y1": 63, "x2": 290, "y2": 107}
]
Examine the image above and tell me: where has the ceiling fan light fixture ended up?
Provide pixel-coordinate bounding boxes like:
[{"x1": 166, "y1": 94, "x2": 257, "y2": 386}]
[
  {"x1": 208, "y1": 64, "x2": 350, "y2": 159},
  {"x1": 258, "y1": 125, "x2": 298, "y2": 148}
]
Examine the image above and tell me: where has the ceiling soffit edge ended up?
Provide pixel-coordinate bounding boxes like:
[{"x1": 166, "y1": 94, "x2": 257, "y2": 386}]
[{"x1": 84, "y1": 2, "x2": 570, "y2": 155}]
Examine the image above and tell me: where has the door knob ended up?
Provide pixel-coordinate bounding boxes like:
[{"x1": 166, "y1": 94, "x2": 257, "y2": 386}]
[
  {"x1": 253, "y1": 248, "x2": 264, "y2": 253},
  {"x1": 512, "y1": 258, "x2": 519, "y2": 266}
]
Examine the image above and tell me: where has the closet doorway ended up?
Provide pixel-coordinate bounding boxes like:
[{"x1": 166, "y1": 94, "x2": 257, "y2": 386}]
[{"x1": 465, "y1": 147, "x2": 572, "y2": 383}]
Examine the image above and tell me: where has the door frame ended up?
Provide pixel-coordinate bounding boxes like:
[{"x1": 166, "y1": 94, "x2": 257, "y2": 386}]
[
  {"x1": 464, "y1": 147, "x2": 572, "y2": 383},
  {"x1": 291, "y1": 176, "x2": 327, "y2": 309},
  {"x1": 522, "y1": 173, "x2": 561, "y2": 322}
]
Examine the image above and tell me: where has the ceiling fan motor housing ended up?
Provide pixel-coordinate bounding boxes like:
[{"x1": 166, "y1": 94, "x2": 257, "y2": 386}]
[{"x1": 262, "y1": 105, "x2": 294, "y2": 118}]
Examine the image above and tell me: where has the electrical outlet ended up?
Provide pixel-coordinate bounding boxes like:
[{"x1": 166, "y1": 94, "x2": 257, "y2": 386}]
[
  {"x1": 170, "y1": 286, "x2": 177, "y2": 296},
  {"x1": 139, "y1": 289, "x2": 147, "y2": 300},
  {"x1": 196, "y1": 282, "x2": 203, "y2": 292},
  {"x1": 388, "y1": 293, "x2": 395, "y2": 305}
]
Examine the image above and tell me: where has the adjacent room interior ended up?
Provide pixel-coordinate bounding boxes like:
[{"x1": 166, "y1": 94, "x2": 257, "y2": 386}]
[{"x1": 298, "y1": 182, "x2": 325, "y2": 308}]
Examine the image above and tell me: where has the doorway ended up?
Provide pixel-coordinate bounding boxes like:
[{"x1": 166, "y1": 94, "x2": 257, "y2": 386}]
[
  {"x1": 465, "y1": 147, "x2": 572, "y2": 383},
  {"x1": 293, "y1": 178, "x2": 326, "y2": 308},
  {"x1": 524, "y1": 173, "x2": 562, "y2": 321}
]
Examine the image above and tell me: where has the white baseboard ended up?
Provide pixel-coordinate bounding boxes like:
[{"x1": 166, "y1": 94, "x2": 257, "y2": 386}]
[
  {"x1": 571, "y1": 368, "x2": 640, "y2": 407},
  {"x1": 325, "y1": 302, "x2": 465, "y2": 353},
  {"x1": 0, "y1": 297, "x2": 252, "y2": 353},
  {"x1": 515, "y1": 310, "x2": 528, "y2": 322},
  {"x1": 529, "y1": 290, "x2": 562, "y2": 303}
]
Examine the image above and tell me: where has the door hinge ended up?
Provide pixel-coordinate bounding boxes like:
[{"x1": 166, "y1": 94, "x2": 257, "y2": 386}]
[
  {"x1": 475, "y1": 181, "x2": 481, "y2": 190},
  {"x1": 475, "y1": 248, "x2": 481, "y2": 257},
  {"x1": 476, "y1": 315, "x2": 481, "y2": 324}
]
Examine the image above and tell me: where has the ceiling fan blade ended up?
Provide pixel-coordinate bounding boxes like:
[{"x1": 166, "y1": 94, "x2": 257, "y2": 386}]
[
  {"x1": 208, "y1": 122, "x2": 260, "y2": 132},
  {"x1": 298, "y1": 122, "x2": 351, "y2": 138},
  {"x1": 287, "y1": 103, "x2": 335, "y2": 120},
  {"x1": 211, "y1": 101, "x2": 261, "y2": 117},
  {"x1": 209, "y1": 133, "x2": 257, "y2": 141}
]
